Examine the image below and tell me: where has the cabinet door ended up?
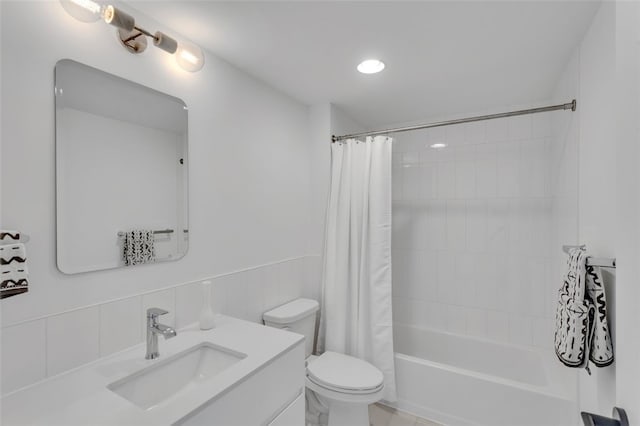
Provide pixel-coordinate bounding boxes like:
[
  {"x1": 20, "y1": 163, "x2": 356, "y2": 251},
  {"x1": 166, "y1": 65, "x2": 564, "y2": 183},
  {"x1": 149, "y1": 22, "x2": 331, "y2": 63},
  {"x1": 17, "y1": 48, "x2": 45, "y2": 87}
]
[{"x1": 268, "y1": 394, "x2": 304, "y2": 426}]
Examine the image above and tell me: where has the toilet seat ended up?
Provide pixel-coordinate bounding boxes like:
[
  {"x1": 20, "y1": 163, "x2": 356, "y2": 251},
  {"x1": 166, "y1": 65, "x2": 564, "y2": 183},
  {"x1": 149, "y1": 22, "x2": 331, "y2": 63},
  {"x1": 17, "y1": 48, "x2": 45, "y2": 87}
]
[{"x1": 306, "y1": 351, "x2": 384, "y2": 395}]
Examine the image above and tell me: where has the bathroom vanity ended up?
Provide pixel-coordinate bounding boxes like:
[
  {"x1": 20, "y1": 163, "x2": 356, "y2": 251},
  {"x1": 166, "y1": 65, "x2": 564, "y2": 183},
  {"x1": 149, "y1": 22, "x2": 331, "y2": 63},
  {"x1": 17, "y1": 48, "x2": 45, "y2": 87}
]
[{"x1": 1, "y1": 316, "x2": 305, "y2": 425}]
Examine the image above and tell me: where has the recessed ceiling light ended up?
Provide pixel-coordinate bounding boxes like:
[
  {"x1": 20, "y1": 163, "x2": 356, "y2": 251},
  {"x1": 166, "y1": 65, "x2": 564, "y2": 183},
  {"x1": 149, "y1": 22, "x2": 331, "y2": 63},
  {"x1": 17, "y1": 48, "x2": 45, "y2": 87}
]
[
  {"x1": 429, "y1": 143, "x2": 448, "y2": 149},
  {"x1": 357, "y1": 59, "x2": 385, "y2": 74}
]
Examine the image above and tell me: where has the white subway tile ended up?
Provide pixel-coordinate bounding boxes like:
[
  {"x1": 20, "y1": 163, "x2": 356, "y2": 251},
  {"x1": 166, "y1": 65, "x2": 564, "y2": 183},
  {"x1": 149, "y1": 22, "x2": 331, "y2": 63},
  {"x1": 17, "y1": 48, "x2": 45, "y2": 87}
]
[
  {"x1": 47, "y1": 307, "x2": 100, "y2": 377},
  {"x1": 508, "y1": 314, "x2": 533, "y2": 346},
  {"x1": 436, "y1": 251, "x2": 456, "y2": 304},
  {"x1": 446, "y1": 200, "x2": 466, "y2": 250},
  {"x1": 446, "y1": 123, "x2": 467, "y2": 146},
  {"x1": 487, "y1": 199, "x2": 509, "y2": 251},
  {"x1": 224, "y1": 272, "x2": 249, "y2": 320},
  {"x1": 486, "y1": 310, "x2": 509, "y2": 342},
  {"x1": 100, "y1": 296, "x2": 142, "y2": 357},
  {"x1": 1, "y1": 320, "x2": 46, "y2": 394},
  {"x1": 445, "y1": 305, "x2": 467, "y2": 335},
  {"x1": 392, "y1": 297, "x2": 409, "y2": 324},
  {"x1": 532, "y1": 112, "x2": 552, "y2": 138},
  {"x1": 466, "y1": 200, "x2": 488, "y2": 252},
  {"x1": 279, "y1": 259, "x2": 304, "y2": 304},
  {"x1": 475, "y1": 254, "x2": 499, "y2": 310},
  {"x1": 486, "y1": 117, "x2": 509, "y2": 142},
  {"x1": 427, "y1": 200, "x2": 447, "y2": 250},
  {"x1": 408, "y1": 299, "x2": 429, "y2": 326},
  {"x1": 245, "y1": 268, "x2": 266, "y2": 324},
  {"x1": 304, "y1": 256, "x2": 322, "y2": 302},
  {"x1": 455, "y1": 253, "x2": 477, "y2": 307},
  {"x1": 532, "y1": 317, "x2": 554, "y2": 349},
  {"x1": 508, "y1": 115, "x2": 532, "y2": 140},
  {"x1": 455, "y1": 161, "x2": 476, "y2": 199},
  {"x1": 464, "y1": 121, "x2": 486, "y2": 144},
  {"x1": 405, "y1": 250, "x2": 437, "y2": 301},
  {"x1": 262, "y1": 263, "x2": 282, "y2": 311},
  {"x1": 392, "y1": 165, "x2": 403, "y2": 201},
  {"x1": 496, "y1": 142, "x2": 521, "y2": 197},
  {"x1": 423, "y1": 302, "x2": 446, "y2": 330},
  {"x1": 175, "y1": 283, "x2": 202, "y2": 330},
  {"x1": 437, "y1": 162, "x2": 456, "y2": 199},
  {"x1": 466, "y1": 308, "x2": 487, "y2": 338}
]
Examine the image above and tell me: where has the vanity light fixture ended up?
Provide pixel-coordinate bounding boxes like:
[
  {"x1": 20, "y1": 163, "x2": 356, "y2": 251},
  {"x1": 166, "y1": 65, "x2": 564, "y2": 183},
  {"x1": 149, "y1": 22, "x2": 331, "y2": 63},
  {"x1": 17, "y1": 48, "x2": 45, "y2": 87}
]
[
  {"x1": 59, "y1": 0, "x2": 204, "y2": 72},
  {"x1": 357, "y1": 59, "x2": 385, "y2": 74}
]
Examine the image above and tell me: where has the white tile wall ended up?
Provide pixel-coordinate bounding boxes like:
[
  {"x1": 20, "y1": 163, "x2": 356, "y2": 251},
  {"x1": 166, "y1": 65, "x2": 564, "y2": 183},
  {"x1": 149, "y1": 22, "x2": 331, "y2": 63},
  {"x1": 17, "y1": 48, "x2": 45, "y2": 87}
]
[
  {"x1": 99, "y1": 296, "x2": 142, "y2": 356},
  {"x1": 0, "y1": 256, "x2": 316, "y2": 396},
  {"x1": 391, "y1": 112, "x2": 574, "y2": 350},
  {"x1": 1, "y1": 320, "x2": 46, "y2": 394},
  {"x1": 47, "y1": 307, "x2": 100, "y2": 376},
  {"x1": 175, "y1": 283, "x2": 202, "y2": 330}
]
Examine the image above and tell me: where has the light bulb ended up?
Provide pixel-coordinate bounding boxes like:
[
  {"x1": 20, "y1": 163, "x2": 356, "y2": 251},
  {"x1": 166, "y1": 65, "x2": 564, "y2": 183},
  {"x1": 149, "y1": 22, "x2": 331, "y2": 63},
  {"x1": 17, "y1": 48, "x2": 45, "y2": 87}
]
[
  {"x1": 175, "y1": 42, "x2": 204, "y2": 72},
  {"x1": 59, "y1": 0, "x2": 103, "y2": 23},
  {"x1": 103, "y1": 5, "x2": 135, "y2": 32}
]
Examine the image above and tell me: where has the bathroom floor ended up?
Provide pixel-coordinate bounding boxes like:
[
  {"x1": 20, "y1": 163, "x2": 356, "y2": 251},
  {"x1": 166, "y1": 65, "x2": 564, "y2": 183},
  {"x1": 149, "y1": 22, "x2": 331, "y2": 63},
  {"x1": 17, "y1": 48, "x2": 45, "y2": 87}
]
[{"x1": 369, "y1": 404, "x2": 442, "y2": 426}]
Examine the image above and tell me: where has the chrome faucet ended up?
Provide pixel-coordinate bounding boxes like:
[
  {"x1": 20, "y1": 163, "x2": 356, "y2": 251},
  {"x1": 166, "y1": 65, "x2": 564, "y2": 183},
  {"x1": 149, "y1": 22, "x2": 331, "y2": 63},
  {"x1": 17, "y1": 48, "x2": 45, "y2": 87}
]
[{"x1": 145, "y1": 307, "x2": 177, "y2": 360}]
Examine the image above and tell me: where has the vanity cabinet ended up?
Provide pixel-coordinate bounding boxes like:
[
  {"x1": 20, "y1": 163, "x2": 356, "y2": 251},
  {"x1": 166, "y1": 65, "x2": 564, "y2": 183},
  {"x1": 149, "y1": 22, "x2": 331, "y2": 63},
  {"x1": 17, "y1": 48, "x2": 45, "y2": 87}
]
[{"x1": 177, "y1": 342, "x2": 305, "y2": 426}]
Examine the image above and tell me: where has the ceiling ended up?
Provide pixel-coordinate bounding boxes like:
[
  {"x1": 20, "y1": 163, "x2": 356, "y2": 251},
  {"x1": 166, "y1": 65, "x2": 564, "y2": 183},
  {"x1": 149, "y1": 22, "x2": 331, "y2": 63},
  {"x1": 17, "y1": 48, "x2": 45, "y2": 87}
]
[{"x1": 131, "y1": 1, "x2": 601, "y2": 127}]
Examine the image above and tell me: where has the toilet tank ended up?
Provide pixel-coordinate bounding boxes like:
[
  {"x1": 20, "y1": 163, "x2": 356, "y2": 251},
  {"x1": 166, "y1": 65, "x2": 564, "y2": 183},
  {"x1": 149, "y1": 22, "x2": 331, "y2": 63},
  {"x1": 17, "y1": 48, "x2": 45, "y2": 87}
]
[{"x1": 263, "y1": 298, "x2": 319, "y2": 358}]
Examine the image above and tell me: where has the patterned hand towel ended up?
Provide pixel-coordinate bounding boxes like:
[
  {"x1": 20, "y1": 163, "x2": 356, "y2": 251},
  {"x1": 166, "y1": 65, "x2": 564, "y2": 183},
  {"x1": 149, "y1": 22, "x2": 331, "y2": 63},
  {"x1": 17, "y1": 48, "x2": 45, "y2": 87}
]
[
  {"x1": 0, "y1": 243, "x2": 29, "y2": 299},
  {"x1": 585, "y1": 264, "x2": 614, "y2": 366},
  {"x1": 0, "y1": 230, "x2": 22, "y2": 244},
  {"x1": 555, "y1": 248, "x2": 594, "y2": 368},
  {"x1": 122, "y1": 230, "x2": 156, "y2": 266}
]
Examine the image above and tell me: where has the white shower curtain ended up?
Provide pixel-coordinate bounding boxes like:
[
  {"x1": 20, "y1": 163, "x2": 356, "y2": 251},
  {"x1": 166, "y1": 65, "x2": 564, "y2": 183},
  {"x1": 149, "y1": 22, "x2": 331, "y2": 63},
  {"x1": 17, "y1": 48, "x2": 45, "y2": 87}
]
[{"x1": 318, "y1": 135, "x2": 397, "y2": 402}]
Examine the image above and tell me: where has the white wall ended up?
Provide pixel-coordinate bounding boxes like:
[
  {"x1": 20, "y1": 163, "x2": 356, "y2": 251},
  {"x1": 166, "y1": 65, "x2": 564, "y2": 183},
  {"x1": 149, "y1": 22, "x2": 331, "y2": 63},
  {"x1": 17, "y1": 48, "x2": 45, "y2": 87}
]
[
  {"x1": 0, "y1": 0, "x2": 316, "y2": 395},
  {"x1": 0, "y1": 0, "x2": 312, "y2": 325},
  {"x1": 553, "y1": 1, "x2": 640, "y2": 421},
  {"x1": 614, "y1": 0, "x2": 640, "y2": 423},
  {"x1": 307, "y1": 103, "x2": 366, "y2": 256}
]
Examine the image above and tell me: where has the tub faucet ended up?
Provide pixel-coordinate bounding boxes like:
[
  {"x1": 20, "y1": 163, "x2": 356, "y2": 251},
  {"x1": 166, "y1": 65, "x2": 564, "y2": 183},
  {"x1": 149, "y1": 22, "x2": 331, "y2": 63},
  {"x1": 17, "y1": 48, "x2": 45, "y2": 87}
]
[{"x1": 145, "y1": 307, "x2": 177, "y2": 360}]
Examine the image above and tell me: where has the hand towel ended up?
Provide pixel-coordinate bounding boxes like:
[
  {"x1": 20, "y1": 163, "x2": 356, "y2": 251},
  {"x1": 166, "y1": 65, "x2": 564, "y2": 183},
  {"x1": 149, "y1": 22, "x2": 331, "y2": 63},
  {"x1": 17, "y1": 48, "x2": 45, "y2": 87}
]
[
  {"x1": 0, "y1": 230, "x2": 21, "y2": 244},
  {"x1": 122, "y1": 230, "x2": 155, "y2": 266},
  {"x1": 585, "y1": 264, "x2": 614, "y2": 366},
  {"x1": 0, "y1": 243, "x2": 29, "y2": 299},
  {"x1": 554, "y1": 248, "x2": 594, "y2": 368}
]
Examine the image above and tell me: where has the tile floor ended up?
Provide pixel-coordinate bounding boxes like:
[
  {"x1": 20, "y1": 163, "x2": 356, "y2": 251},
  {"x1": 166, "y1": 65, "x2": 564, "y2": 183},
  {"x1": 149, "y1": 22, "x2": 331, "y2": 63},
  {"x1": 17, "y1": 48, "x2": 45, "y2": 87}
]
[{"x1": 369, "y1": 403, "x2": 442, "y2": 426}]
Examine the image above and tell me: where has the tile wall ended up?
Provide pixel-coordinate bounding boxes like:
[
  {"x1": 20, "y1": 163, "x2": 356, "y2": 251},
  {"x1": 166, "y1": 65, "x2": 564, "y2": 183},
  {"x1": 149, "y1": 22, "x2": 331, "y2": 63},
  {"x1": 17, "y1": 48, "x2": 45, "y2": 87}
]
[
  {"x1": 0, "y1": 255, "x2": 322, "y2": 395},
  {"x1": 391, "y1": 110, "x2": 576, "y2": 350}
]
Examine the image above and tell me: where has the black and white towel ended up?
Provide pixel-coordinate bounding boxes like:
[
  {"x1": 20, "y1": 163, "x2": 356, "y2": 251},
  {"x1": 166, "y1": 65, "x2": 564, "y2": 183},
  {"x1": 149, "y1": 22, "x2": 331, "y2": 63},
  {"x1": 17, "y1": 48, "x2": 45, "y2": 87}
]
[
  {"x1": 0, "y1": 243, "x2": 29, "y2": 300},
  {"x1": 555, "y1": 248, "x2": 614, "y2": 369},
  {"x1": 585, "y1": 264, "x2": 614, "y2": 366},
  {"x1": 0, "y1": 230, "x2": 22, "y2": 243},
  {"x1": 122, "y1": 230, "x2": 156, "y2": 266}
]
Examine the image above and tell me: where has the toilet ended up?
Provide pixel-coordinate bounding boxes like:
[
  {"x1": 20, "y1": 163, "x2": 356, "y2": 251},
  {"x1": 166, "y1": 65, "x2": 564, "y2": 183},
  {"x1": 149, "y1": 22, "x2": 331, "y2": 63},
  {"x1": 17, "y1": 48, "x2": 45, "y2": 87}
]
[{"x1": 263, "y1": 298, "x2": 384, "y2": 426}]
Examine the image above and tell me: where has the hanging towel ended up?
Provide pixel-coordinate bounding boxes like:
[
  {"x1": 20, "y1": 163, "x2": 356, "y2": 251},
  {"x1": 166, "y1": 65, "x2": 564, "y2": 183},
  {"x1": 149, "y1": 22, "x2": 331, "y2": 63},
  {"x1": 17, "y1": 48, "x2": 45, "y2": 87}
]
[
  {"x1": 585, "y1": 264, "x2": 614, "y2": 366},
  {"x1": 0, "y1": 243, "x2": 29, "y2": 299},
  {"x1": 555, "y1": 248, "x2": 594, "y2": 368},
  {"x1": 0, "y1": 230, "x2": 22, "y2": 243},
  {"x1": 122, "y1": 230, "x2": 155, "y2": 266}
]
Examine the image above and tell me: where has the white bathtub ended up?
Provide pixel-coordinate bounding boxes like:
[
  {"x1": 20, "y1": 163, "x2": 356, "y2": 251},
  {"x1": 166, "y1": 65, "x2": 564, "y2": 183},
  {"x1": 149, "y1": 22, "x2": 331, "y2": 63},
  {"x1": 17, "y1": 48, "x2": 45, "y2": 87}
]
[{"x1": 388, "y1": 325, "x2": 577, "y2": 426}]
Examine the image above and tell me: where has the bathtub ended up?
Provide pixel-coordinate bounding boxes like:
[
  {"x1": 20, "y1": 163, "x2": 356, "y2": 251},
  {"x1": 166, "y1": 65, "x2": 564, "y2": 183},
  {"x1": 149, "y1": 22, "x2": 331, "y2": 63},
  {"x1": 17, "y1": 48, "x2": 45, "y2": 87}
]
[{"x1": 388, "y1": 325, "x2": 577, "y2": 426}]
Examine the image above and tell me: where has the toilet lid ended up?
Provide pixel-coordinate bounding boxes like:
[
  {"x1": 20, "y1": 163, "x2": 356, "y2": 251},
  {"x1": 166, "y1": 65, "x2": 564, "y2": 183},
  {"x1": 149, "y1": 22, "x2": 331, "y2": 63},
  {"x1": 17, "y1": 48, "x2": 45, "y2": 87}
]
[{"x1": 306, "y1": 352, "x2": 384, "y2": 392}]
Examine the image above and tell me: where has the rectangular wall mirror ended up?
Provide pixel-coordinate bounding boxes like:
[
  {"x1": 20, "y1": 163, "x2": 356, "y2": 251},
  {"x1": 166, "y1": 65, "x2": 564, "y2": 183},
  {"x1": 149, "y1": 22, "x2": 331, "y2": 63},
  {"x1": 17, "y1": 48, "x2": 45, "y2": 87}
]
[{"x1": 55, "y1": 59, "x2": 188, "y2": 274}]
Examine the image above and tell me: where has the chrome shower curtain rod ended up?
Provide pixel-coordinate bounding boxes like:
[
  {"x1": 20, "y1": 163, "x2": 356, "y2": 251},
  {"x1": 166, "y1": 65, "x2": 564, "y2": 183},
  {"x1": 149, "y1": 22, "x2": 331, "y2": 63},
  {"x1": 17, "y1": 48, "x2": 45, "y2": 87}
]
[{"x1": 331, "y1": 99, "x2": 576, "y2": 143}]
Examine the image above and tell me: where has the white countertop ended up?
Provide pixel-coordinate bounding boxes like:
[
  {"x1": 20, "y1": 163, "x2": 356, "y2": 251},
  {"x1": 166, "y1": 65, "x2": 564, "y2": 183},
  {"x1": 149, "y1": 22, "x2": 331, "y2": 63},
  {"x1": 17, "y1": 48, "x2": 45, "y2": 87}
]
[{"x1": 1, "y1": 315, "x2": 304, "y2": 426}]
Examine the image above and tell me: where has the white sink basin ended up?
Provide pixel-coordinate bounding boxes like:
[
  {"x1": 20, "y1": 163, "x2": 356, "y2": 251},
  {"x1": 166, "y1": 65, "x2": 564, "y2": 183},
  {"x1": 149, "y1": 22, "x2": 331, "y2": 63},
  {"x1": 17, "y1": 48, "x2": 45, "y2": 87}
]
[{"x1": 108, "y1": 342, "x2": 247, "y2": 410}]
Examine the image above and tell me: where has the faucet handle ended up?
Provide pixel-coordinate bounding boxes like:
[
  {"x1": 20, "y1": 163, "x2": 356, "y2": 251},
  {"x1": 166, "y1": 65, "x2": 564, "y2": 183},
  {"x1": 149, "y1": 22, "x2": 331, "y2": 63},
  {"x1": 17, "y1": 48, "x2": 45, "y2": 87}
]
[{"x1": 147, "y1": 307, "x2": 169, "y2": 318}]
